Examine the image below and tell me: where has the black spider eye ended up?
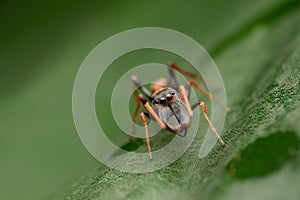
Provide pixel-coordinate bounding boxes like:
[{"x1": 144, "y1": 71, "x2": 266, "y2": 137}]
[
  {"x1": 159, "y1": 98, "x2": 166, "y2": 104},
  {"x1": 153, "y1": 99, "x2": 159, "y2": 104},
  {"x1": 171, "y1": 92, "x2": 175, "y2": 96}
]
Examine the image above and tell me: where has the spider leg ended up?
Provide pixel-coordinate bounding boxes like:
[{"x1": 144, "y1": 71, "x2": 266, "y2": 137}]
[
  {"x1": 131, "y1": 75, "x2": 154, "y2": 138},
  {"x1": 191, "y1": 101, "x2": 225, "y2": 146},
  {"x1": 167, "y1": 66, "x2": 179, "y2": 91},
  {"x1": 140, "y1": 112, "x2": 152, "y2": 159},
  {"x1": 186, "y1": 79, "x2": 231, "y2": 112},
  {"x1": 186, "y1": 79, "x2": 212, "y2": 99},
  {"x1": 131, "y1": 93, "x2": 147, "y2": 138},
  {"x1": 178, "y1": 85, "x2": 192, "y2": 137},
  {"x1": 131, "y1": 75, "x2": 152, "y2": 100},
  {"x1": 167, "y1": 61, "x2": 204, "y2": 83},
  {"x1": 131, "y1": 75, "x2": 165, "y2": 127},
  {"x1": 144, "y1": 102, "x2": 167, "y2": 130},
  {"x1": 179, "y1": 85, "x2": 193, "y2": 117},
  {"x1": 132, "y1": 89, "x2": 146, "y2": 120},
  {"x1": 168, "y1": 62, "x2": 230, "y2": 112},
  {"x1": 140, "y1": 103, "x2": 167, "y2": 160},
  {"x1": 131, "y1": 78, "x2": 168, "y2": 159}
]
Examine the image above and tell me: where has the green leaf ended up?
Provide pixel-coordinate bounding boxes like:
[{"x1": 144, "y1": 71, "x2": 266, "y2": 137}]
[
  {"x1": 61, "y1": 2, "x2": 300, "y2": 200},
  {"x1": 1, "y1": 1, "x2": 300, "y2": 200}
]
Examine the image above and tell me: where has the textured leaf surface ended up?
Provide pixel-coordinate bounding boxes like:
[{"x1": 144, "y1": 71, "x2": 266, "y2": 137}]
[{"x1": 61, "y1": 2, "x2": 300, "y2": 200}]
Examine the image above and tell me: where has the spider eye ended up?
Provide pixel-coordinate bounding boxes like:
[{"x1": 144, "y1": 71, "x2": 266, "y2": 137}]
[
  {"x1": 159, "y1": 98, "x2": 166, "y2": 104},
  {"x1": 171, "y1": 92, "x2": 175, "y2": 96},
  {"x1": 153, "y1": 99, "x2": 159, "y2": 104},
  {"x1": 166, "y1": 94, "x2": 172, "y2": 101}
]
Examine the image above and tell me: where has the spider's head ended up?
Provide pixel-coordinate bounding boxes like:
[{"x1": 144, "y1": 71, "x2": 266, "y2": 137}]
[{"x1": 152, "y1": 87, "x2": 178, "y2": 105}]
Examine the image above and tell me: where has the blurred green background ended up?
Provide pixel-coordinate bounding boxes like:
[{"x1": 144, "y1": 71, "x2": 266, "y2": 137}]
[{"x1": 1, "y1": 0, "x2": 300, "y2": 200}]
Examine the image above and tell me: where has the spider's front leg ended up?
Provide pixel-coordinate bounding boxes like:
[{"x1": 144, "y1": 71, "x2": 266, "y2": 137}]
[
  {"x1": 179, "y1": 85, "x2": 225, "y2": 146},
  {"x1": 140, "y1": 112, "x2": 152, "y2": 159},
  {"x1": 140, "y1": 101, "x2": 168, "y2": 160},
  {"x1": 131, "y1": 75, "x2": 152, "y2": 137}
]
